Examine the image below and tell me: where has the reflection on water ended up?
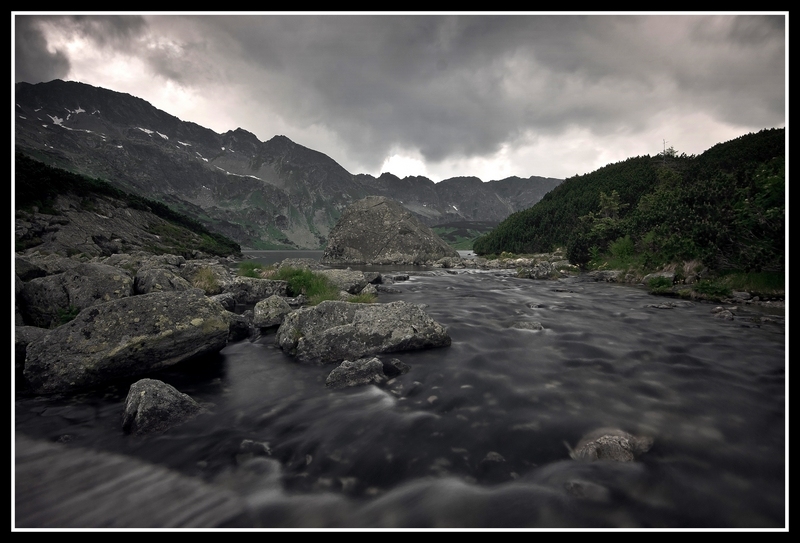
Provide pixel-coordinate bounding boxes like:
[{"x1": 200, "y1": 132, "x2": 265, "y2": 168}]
[{"x1": 15, "y1": 268, "x2": 786, "y2": 529}]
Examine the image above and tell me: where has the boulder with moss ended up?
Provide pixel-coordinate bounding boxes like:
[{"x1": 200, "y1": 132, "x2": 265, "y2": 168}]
[
  {"x1": 275, "y1": 299, "x2": 451, "y2": 365},
  {"x1": 23, "y1": 289, "x2": 231, "y2": 394}
]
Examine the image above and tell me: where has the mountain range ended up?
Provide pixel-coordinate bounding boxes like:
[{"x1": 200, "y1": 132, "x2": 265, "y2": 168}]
[{"x1": 14, "y1": 80, "x2": 563, "y2": 249}]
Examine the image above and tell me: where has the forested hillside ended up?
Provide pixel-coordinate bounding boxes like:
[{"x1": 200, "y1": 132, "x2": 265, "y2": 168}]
[{"x1": 473, "y1": 128, "x2": 785, "y2": 275}]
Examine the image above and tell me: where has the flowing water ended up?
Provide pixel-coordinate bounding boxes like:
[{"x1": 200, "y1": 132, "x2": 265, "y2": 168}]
[{"x1": 14, "y1": 262, "x2": 786, "y2": 529}]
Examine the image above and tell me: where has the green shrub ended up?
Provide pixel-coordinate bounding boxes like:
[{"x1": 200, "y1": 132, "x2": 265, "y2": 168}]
[
  {"x1": 647, "y1": 276, "x2": 673, "y2": 295},
  {"x1": 693, "y1": 280, "x2": 732, "y2": 301},
  {"x1": 609, "y1": 235, "x2": 635, "y2": 260}
]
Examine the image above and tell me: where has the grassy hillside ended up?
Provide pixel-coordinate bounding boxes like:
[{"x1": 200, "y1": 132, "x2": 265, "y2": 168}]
[{"x1": 474, "y1": 128, "x2": 785, "y2": 278}]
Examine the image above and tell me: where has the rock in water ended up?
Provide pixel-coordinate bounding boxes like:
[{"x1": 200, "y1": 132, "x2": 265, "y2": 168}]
[
  {"x1": 276, "y1": 300, "x2": 451, "y2": 365},
  {"x1": 122, "y1": 379, "x2": 206, "y2": 436},
  {"x1": 567, "y1": 428, "x2": 654, "y2": 462},
  {"x1": 321, "y1": 196, "x2": 460, "y2": 265}
]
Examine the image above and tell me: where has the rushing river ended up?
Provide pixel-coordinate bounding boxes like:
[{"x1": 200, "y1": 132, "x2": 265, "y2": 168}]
[{"x1": 14, "y1": 264, "x2": 786, "y2": 529}]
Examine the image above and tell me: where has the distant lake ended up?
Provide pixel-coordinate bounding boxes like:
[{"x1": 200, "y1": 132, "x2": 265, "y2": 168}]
[{"x1": 242, "y1": 250, "x2": 324, "y2": 267}]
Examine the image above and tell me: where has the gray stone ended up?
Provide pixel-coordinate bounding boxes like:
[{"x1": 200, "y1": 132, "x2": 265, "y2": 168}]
[
  {"x1": 359, "y1": 283, "x2": 379, "y2": 296},
  {"x1": 23, "y1": 289, "x2": 231, "y2": 394},
  {"x1": 317, "y1": 268, "x2": 368, "y2": 294},
  {"x1": 222, "y1": 276, "x2": 289, "y2": 306},
  {"x1": 15, "y1": 325, "x2": 47, "y2": 390},
  {"x1": 179, "y1": 261, "x2": 234, "y2": 296},
  {"x1": 253, "y1": 295, "x2": 293, "y2": 328},
  {"x1": 134, "y1": 267, "x2": 193, "y2": 294},
  {"x1": 122, "y1": 378, "x2": 206, "y2": 436},
  {"x1": 209, "y1": 291, "x2": 238, "y2": 311},
  {"x1": 276, "y1": 300, "x2": 451, "y2": 365},
  {"x1": 321, "y1": 196, "x2": 459, "y2": 266},
  {"x1": 586, "y1": 270, "x2": 623, "y2": 282},
  {"x1": 568, "y1": 428, "x2": 653, "y2": 462},
  {"x1": 641, "y1": 271, "x2": 676, "y2": 285},
  {"x1": 18, "y1": 262, "x2": 134, "y2": 328},
  {"x1": 14, "y1": 255, "x2": 47, "y2": 281},
  {"x1": 511, "y1": 321, "x2": 544, "y2": 331},
  {"x1": 278, "y1": 258, "x2": 325, "y2": 270},
  {"x1": 325, "y1": 357, "x2": 388, "y2": 389}
]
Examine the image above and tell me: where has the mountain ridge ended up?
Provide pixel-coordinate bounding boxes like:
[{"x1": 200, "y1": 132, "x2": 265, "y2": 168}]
[{"x1": 14, "y1": 79, "x2": 563, "y2": 249}]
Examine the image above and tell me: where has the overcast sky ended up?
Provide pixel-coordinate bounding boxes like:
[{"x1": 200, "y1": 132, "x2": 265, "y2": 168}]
[{"x1": 13, "y1": 12, "x2": 787, "y2": 182}]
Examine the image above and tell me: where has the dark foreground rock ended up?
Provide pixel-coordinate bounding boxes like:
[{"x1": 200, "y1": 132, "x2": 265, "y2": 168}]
[
  {"x1": 321, "y1": 196, "x2": 459, "y2": 265},
  {"x1": 276, "y1": 300, "x2": 451, "y2": 365},
  {"x1": 122, "y1": 378, "x2": 207, "y2": 436},
  {"x1": 23, "y1": 289, "x2": 231, "y2": 394}
]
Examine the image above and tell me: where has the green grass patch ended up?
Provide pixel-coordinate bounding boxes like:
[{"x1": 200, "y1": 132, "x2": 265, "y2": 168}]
[
  {"x1": 714, "y1": 270, "x2": 785, "y2": 298},
  {"x1": 692, "y1": 279, "x2": 732, "y2": 301},
  {"x1": 238, "y1": 261, "x2": 269, "y2": 278},
  {"x1": 191, "y1": 266, "x2": 222, "y2": 295},
  {"x1": 271, "y1": 267, "x2": 339, "y2": 304},
  {"x1": 347, "y1": 292, "x2": 377, "y2": 304},
  {"x1": 646, "y1": 276, "x2": 674, "y2": 295}
]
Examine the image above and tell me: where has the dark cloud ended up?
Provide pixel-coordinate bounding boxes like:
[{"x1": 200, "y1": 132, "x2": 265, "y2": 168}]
[
  {"x1": 13, "y1": 13, "x2": 786, "y2": 179},
  {"x1": 14, "y1": 16, "x2": 70, "y2": 83},
  {"x1": 14, "y1": 14, "x2": 149, "y2": 84}
]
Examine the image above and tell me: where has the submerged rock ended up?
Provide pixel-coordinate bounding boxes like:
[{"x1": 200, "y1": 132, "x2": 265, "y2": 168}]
[
  {"x1": 325, "y1": 357, "x2": 388, "y2": 389},
  {"x1": 321, "y1": 196, "x2": 459, "y2": 266},
  {"x1": 122, "y1": 378, "x2": 206, "y2": 436},
  {"x1": 567, "y1": 428, "x2": 654, "y2": 462},
  {"x1": 325, "y1": 356, "x2": 411, "y2": 389}
]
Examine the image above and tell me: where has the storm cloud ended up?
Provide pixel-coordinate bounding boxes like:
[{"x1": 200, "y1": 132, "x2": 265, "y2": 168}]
[{"x1": 13, "y1": 13, "x2": 786, "y2": 181}]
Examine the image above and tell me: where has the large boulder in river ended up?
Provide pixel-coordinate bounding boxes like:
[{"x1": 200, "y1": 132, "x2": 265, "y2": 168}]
[
  {"x1": 23, "y1": 289, "x2": 231, "y2": 394},
  {"x1": 276, "y1": 300, "x2": 451, "y2": 365},
  {"x1": 321, "y1": 196, "x2": 460, "y2": 265}
]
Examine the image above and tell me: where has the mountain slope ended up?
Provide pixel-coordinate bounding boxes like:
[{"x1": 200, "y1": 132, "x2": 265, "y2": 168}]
[{"x1": 15, "y1": 80, "x2": 562, "y2": 249}]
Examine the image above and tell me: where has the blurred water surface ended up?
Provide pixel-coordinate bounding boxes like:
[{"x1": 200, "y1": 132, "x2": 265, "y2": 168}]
[{"x1": 15, "y1": 268, "x2": 786, "y2": 529}]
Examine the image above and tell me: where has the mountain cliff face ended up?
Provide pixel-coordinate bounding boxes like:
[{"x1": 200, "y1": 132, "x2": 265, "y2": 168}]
[{"x1": 15, "y1": 80, "x2": 562, "y2": 249}]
